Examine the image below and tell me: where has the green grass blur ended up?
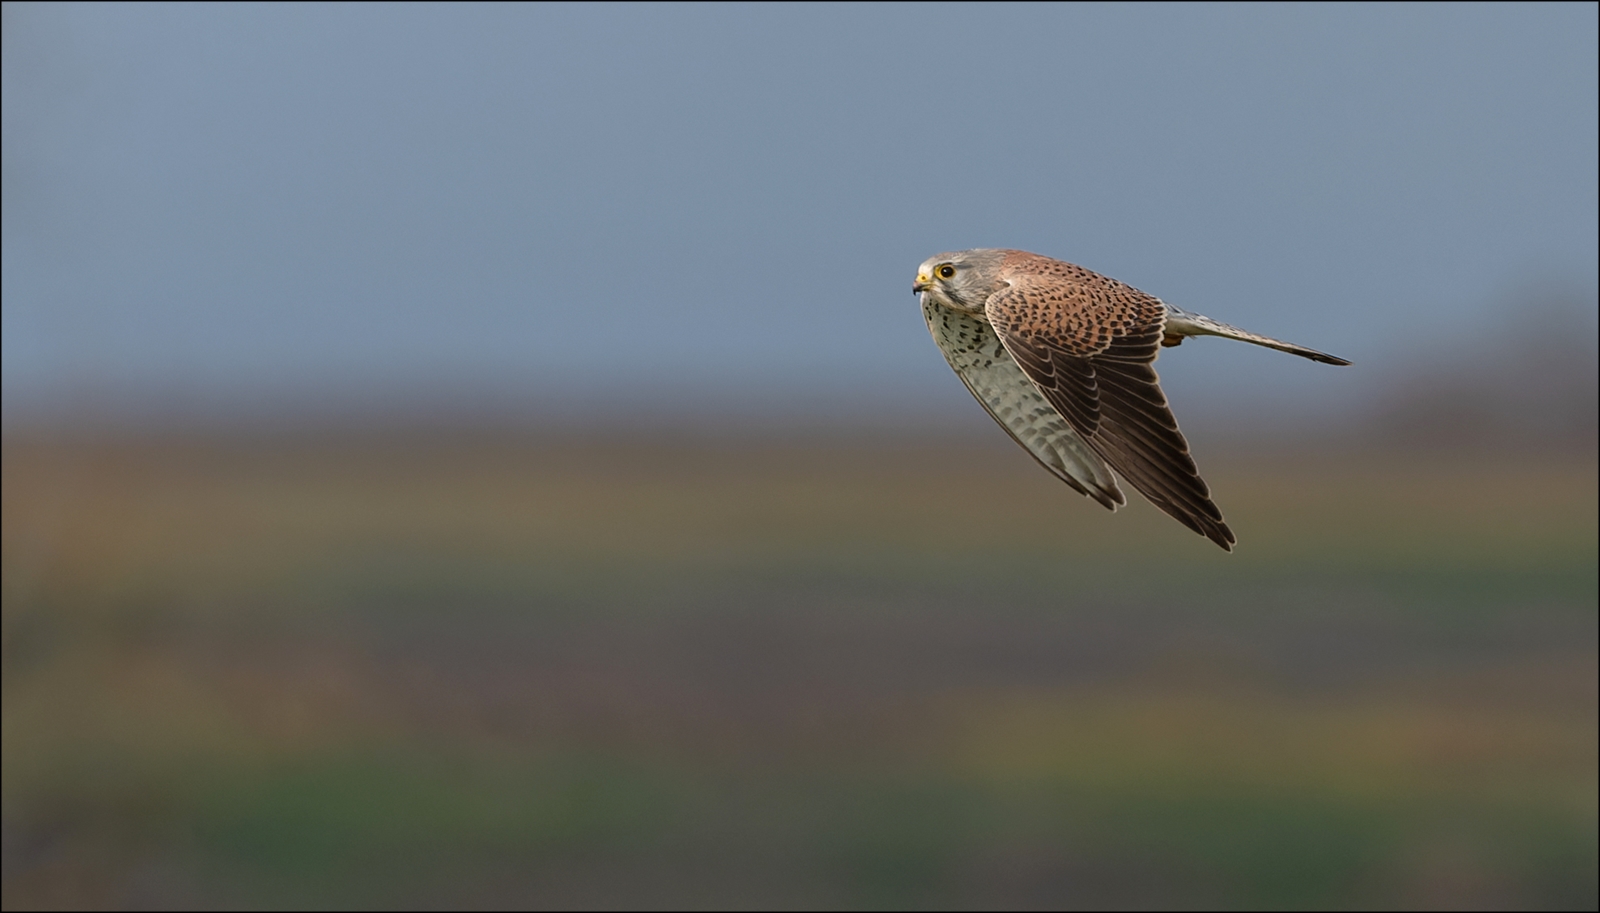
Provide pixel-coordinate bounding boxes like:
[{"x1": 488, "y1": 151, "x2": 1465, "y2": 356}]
[{"x1": 3, "y1": 430, "x2": 1595, "y2": 909}]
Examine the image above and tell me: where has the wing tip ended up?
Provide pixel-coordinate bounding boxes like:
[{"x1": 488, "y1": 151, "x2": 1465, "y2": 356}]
[
  {"x1": 1206, "y1": 524, "x2": 1237, "y2": 552},
  {"x1": 1175, "y1": 505, "x2": 1236, "y2": 552},
  {"x1": 1088, "y1": 486, "x2": 1125, "y2": 512}
]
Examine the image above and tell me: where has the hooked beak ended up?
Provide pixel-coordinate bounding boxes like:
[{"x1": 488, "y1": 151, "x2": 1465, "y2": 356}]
[{"x1": 912, "y1": 273, "x2": 931, "y2": 294}]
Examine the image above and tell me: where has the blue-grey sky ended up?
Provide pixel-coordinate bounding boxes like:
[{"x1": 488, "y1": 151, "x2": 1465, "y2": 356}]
[{"x1": 3, "y1": 2, "x2": 1596, "y2": 428}]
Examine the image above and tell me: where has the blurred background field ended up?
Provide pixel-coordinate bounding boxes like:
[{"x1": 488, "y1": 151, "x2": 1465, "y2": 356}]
[
  {"x1": 3, "y1": 429, "x2": 1595, "y2": 909},
  {"x1": 4, "y1": 3, "x2": 1597, "y2": 909}
]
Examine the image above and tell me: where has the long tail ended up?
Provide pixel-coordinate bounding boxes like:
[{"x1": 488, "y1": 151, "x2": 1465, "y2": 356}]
[{"x1": 1162, "y1": 306, "x2": 1351, "y2": 365}]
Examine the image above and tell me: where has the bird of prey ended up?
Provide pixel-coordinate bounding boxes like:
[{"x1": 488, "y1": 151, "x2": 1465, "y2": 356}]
[{"x1": 915, "y1": 248, "x2": 1349, "y2": 551}]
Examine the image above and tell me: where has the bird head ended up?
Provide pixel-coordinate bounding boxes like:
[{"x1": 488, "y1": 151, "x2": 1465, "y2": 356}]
[{"x1": 914, "y1": 249, "x2": 1008, "y2": 315}]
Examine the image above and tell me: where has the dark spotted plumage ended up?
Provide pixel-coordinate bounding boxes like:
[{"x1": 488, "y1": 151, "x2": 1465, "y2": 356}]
[{"x1": 915, "y1": 248, "x2": 1350, "y2": 551}]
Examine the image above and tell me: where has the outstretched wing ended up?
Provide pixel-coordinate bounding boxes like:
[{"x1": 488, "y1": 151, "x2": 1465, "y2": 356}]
[
  {"x1": 923, "y1": 297, "x2": 1123, "y2": 510},
  {"x1": 984, "y1": 267, "x2": 1235, "y2": 550}
]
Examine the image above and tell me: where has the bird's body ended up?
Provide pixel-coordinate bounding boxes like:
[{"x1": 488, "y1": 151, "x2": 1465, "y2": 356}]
[{"x1": 915, "y1": 249, "x2": 1349, "y2": 551}]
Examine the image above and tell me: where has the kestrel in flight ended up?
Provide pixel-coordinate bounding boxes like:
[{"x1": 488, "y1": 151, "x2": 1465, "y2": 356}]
[{"x1": 915, "y1": 249, "x2": 1350, "y2": 551}]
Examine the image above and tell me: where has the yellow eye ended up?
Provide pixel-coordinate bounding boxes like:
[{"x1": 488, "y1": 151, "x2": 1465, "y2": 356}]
[{"x1": 937, "y1": 264, "x2": 956, "y2": 279}]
